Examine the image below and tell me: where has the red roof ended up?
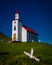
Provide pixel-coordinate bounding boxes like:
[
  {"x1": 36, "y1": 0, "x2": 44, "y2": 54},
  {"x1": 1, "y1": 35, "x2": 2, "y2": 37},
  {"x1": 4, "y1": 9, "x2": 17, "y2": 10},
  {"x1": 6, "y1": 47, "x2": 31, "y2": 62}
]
[
  {"x1": 23, "y1": 25, "x2": 38, "y2": 35},
  {"x1": 15, "y1": 11, "x2": 19, "y2": 14}
]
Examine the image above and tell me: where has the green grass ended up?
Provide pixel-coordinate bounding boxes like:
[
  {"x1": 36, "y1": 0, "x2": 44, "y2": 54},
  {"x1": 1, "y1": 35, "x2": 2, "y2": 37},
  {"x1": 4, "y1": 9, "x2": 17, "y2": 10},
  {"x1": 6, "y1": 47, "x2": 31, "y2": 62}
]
[
  {"x1": 0, "y1": 32, "x2": 11, "y2": 41},
  {"x1": 0, "y1": 42, "x2": 52, "y2": 65}
]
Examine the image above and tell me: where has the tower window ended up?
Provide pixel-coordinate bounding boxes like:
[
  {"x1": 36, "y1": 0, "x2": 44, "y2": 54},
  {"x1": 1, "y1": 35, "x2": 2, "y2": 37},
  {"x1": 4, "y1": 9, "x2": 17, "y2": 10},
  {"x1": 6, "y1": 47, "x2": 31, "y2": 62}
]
[
  {"x1": 14, "y1": 22, "x2": 16, "y2": 23},
  {"x1": 14, "y1": 26, "x2": 16, "y2": 31}
]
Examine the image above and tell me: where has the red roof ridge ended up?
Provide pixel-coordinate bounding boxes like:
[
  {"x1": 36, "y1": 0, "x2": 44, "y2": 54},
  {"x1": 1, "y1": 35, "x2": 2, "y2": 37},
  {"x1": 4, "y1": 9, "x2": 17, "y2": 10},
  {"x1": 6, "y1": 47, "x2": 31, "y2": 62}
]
[{"x1": 23, "y1": 25, "x2": 38, "y2": 35}]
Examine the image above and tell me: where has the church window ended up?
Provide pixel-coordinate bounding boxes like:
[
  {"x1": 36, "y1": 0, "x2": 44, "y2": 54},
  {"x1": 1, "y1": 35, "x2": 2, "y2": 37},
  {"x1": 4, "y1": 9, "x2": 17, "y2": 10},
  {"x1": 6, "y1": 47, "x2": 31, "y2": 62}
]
[
  {"x1": 14, "y1": 22, "x2": 16, "y2": 23},
  {"x1": 14, "y1": 26, "x2": 16, "y2": 31},
  {"x1": 29, "y1": 33, "x2": 31, "y2": 40}
]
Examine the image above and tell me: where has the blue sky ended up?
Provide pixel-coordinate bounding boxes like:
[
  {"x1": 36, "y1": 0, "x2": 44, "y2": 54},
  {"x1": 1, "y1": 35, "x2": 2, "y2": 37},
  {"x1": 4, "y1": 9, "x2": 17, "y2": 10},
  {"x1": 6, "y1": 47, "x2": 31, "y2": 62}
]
[{"x1": 0, "y1": 0, "x2": 52, "y2": 44}]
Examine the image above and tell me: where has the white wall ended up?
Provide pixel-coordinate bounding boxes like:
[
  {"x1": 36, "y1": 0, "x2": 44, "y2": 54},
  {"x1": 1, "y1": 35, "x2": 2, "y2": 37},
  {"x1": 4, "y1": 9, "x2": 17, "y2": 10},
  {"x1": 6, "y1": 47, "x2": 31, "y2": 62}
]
[
  {"x1": 22, "y1": 27, "x2": 27, "y2": 42},
  {"x1": 12, "y1": 20, "x2": 18, "y2": 41},
  {"x1": 12, "y1": 19, "x2": 22, "y2": 42},
  {"x1": 18, "y1": 20, "x2": 22, "y2": 41}
]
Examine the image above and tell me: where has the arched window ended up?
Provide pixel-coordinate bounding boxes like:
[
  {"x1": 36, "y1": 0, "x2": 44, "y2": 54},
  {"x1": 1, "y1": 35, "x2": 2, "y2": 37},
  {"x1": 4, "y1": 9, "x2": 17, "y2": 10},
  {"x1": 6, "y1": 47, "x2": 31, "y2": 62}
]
[{"x1": 14, "y1": 26, "x2": 16, "y2": 31}]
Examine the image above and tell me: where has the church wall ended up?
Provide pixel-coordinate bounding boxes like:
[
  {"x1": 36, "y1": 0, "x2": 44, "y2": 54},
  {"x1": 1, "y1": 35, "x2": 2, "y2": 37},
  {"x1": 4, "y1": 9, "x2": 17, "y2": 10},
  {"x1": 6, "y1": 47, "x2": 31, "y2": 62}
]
[
  {"x1": 12, "y1": 20, "x2": 18, "y2": 41},
  {"x1": 18, "y1": 20, "x2": 22, "y2": 42},
  {"x1": 27, "y1": 31, "x2": 38, "y2": 42},
  {"x1": 22, "y1": 27, "x2": 27, "y2": 42}
]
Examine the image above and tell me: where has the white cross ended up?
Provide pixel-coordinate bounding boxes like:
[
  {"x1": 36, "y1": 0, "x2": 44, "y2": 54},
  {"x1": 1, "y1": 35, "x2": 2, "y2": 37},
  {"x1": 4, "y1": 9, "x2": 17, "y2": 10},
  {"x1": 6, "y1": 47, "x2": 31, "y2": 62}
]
[{"x1": 24, "y1": 48, "x2": 40, "y2": 62}]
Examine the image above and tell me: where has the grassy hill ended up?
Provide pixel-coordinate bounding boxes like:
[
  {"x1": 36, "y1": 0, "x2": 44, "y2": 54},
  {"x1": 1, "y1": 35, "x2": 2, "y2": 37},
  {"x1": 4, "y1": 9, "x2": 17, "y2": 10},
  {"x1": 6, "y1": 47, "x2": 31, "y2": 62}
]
[
  {"x1": 0, "y1": 42, "x2": 52, "y2": 65},
  {"x1": 0, "y1": 32, "x2": 11, "y2": 41}
]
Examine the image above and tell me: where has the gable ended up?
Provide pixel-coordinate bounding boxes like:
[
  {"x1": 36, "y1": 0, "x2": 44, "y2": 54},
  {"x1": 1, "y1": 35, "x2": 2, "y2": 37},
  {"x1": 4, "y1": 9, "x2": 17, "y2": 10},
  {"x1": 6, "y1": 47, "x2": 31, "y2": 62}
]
[{"x1": 23, "y1": 25, "x2": 38, "y2": 35}]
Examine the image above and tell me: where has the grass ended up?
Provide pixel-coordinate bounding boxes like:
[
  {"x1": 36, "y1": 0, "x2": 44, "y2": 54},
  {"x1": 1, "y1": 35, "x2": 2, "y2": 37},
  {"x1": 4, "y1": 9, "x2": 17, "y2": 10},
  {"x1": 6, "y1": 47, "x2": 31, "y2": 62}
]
[
  {"x1": 0, "y1": 42, "x2": 52, "y2": 65},
  {"x1": 0, "y1": 32, "x2": 11, "y2": 41}
]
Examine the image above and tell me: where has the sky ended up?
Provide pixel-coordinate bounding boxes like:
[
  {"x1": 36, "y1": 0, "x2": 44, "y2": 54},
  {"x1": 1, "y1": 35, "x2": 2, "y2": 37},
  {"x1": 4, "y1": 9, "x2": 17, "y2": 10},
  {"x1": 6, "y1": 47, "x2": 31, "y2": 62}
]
[{"x1": 0, "y1": 0, "x2": 52, "y2": 44}]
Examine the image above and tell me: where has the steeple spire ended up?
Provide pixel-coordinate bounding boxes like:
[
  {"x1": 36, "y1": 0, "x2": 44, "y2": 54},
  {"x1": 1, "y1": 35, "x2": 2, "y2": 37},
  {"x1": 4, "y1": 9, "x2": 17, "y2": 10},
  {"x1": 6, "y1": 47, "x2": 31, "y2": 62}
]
[{"x1": 15, "y1": 11, "x2": 19, "y2": 19}]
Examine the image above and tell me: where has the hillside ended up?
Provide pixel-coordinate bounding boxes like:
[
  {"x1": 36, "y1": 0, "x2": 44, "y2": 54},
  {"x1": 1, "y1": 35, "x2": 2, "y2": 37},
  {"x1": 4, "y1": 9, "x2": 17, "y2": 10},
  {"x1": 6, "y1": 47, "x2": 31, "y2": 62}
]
[
  {"x1": 0, "y1": 32, "x2": 11, "y2": 41},
  {"x1": 0, "y1": 42, "x2": 52, "y2": 65}
]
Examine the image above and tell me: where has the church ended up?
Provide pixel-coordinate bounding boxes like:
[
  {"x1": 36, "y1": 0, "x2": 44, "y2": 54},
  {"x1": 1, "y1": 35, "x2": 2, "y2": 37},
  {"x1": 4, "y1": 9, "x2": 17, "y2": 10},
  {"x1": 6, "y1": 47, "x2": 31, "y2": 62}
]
[{"x1": 12, "y1": 11, "x2": 38, "y2": 42}]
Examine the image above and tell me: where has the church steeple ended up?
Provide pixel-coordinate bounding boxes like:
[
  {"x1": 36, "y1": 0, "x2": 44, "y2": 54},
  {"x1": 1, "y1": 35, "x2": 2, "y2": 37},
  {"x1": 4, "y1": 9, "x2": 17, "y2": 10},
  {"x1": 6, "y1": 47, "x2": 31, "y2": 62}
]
[
  {"x1": 15, "y1": 11, "x2": 19, "y2": 20},
  {"x1": 12, "y1": 11, "x2": 22, "y2": 42}
]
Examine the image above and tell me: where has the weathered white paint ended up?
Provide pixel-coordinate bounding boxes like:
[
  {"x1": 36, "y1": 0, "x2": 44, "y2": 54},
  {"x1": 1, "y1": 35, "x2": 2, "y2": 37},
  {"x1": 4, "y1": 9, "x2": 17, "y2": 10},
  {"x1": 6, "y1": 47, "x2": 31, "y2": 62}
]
[{"x1": 22, "y1": 27, "x2": 27, "y2": 42}]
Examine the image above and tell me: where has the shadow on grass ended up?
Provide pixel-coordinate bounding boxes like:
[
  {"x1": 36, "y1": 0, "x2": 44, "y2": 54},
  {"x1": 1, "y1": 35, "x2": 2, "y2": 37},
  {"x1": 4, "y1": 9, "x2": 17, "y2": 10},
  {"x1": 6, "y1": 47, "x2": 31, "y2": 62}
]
[{"x1": 0, "y1": 52, "x2": 9, "y2": 55}]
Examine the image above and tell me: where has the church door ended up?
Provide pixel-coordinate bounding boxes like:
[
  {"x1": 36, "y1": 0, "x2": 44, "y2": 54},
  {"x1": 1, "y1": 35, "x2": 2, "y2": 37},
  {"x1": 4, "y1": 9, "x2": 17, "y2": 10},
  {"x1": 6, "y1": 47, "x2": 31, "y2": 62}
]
[{"x1": 13, "y1": 33, "x2": 16, "y2": 41}]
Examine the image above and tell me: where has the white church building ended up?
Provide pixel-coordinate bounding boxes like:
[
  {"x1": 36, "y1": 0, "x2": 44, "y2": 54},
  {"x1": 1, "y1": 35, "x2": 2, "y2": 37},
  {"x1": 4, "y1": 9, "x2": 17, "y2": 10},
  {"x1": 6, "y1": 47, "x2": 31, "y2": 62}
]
[{"x1": 12, "y1": 11, "x2": 38, "y2": 42}]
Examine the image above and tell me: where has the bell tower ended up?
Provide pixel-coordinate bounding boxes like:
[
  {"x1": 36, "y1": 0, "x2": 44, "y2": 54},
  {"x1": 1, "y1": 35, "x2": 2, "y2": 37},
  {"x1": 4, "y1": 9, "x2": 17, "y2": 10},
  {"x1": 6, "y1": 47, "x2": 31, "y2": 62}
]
[{"x1": 12, "y1": 11, "x2": 22, "y2": 42}]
